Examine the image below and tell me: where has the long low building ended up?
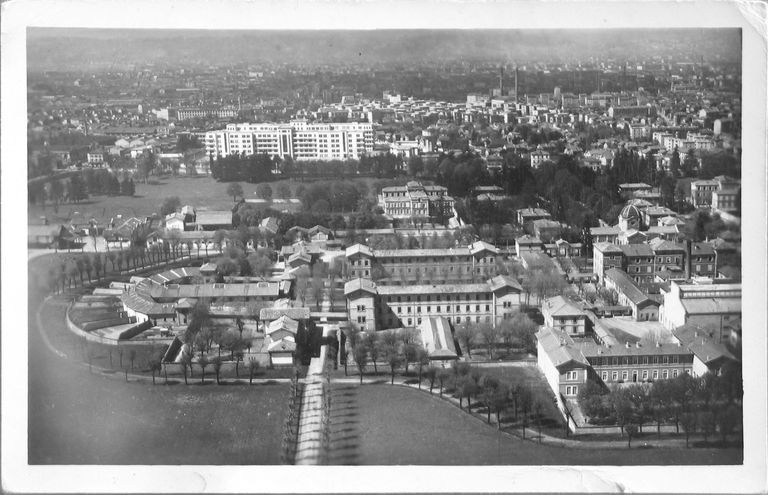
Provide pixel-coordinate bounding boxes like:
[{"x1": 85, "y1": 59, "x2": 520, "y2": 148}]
[
  {"x1": 121, "y1": 266, "x2": 292, "y2": 324},
  {"x1": 344, "y1": 275, "x2": 523, "y2": 332}
]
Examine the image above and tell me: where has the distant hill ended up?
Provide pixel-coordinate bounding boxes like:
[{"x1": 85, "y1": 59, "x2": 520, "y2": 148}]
[{"x1": 27, "y1": 28, "x2": 741, "y2": 71}]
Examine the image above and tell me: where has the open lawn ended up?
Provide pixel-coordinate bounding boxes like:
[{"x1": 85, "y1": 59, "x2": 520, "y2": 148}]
[
  {"x1": 329, "y1": 384, "x2": 742, "y2": 465},
  {"x1": 29, "y1": 294, "x2": 290, "y2": 464},
  {"x1": 29, "y1": 174, "x2": 394, "y2": 225}
]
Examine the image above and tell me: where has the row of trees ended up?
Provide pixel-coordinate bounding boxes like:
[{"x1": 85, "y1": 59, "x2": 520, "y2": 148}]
[
  {"x1": 578, "y1": 364, "x2": 742, "y2": 447},
  {"x1": 40, "y1": 240, "x2": 199, "y2": 294},
  {"x1": 210, "y1": 153, "x2": 274, "y2": 183},
  {"x1": 342, "y1": 336, "x2": 555, "y2": 440}
]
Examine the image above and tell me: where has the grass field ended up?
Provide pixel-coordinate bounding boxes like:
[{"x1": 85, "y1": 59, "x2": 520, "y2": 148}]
[
  {"x1": 328, "y1": 384, "x2": 742, "y2": 465},
  {"x1": 29, "y1": 174, "x2": 393, "y2": 225},
  {"x1": 29, "y1": 294, "x2": 290, "y2": 465}
]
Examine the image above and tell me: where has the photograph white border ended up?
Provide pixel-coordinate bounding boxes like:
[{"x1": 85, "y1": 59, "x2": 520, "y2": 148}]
[{"x1": 2, "y1": 0, "x2": 766, "y2": 492}]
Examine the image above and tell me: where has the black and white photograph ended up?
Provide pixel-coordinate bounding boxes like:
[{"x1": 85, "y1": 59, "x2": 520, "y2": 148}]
[{"x1": 2, "y1": 0, "x2": 766, "y2": 493}]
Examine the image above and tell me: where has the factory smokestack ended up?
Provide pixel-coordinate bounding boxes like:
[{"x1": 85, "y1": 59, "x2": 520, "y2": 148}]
[{"x1": 685, "y1": 239, "x2": 692, "y2": 280}]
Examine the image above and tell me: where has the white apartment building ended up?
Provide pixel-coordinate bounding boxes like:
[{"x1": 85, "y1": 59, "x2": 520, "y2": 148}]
[{"x1": 204, "y1": 121, "x2": 374, "y2": 160}]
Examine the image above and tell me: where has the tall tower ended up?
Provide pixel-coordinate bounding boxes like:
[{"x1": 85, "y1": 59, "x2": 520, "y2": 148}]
[
  {"x1": 623, "y1": 63, "x2": 627, "y2": 92},
  {"x1": 499, "y1": 66, "x2": 504, "y2": 95},
  {"x1": 514, "y1": 66, "x2": 519, "y2": 102}
]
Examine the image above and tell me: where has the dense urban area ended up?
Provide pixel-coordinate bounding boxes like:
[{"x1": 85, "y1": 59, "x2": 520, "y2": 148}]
[{"x1": 27, "y1": 28, "x2": 742, "y2": 466}]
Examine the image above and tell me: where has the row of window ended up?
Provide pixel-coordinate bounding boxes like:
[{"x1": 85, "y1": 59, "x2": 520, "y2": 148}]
[
  {"x1": 386, "y1": 315, "x2": 492, "y2": 327},
  {"x1": 386, "y1": 293, "x2": 492, "y2": 302},
  {"x1": 601, "y1": 368, "x2": 687, "y2": 382},
  {"x1": 393, "y1": 304, "x2": 492, "y2": 314},
  {"x1": 590, "y1": 354, "x2": 686, "y2": 366}
]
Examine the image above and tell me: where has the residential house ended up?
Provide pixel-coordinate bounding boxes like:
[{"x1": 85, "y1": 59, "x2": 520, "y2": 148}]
[{"x1": 541, "y1": 296, "x2": 589, "y2": 336}]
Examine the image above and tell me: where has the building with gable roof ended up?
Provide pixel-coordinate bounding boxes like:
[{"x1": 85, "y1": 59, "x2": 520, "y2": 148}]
[
  {"x1": 344, "y1": 275, "x2": 522, "y2": 332},
  {"x1": 378, "y1": 181, "x2": 455, "y2": 220},
  {"x1": 419, "y1": 317, "x2": 459, "y2": 363},
  {"x1": 541, "y1": 296, "x2": 589, "y2": 336},
  {"x1": 345, "y1": 241, "x2": 500, "y2": 282}
]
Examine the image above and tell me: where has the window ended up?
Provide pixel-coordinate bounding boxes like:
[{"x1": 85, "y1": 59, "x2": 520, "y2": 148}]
[
  {"x1": 601, "y1": 372, "x2": 608, "y2": 381},
  {"x1": 673, "y1": 369, "x2": 679, "y2": 378},
  {"x1": 565, "y1": 371, "x2": 578, "y2": 381},
  {"x1": 621, "y1": 371, "x2": 628, "y2": 381},
  {"x1": 642, "y1": 370, "x2": 648, "y2": 380},
  {"x1": 662, "y1": 369, "x2": 669, "y2": 379},
  {"x1": 612, "y1": 371, "x2": 618, "y2": 381},
  {"x1": 662, "y1": 356, "x2": 669, "y2": 364},
  {"x1": 436, "y1": 306, "x2": 441, "y2": 312},
  {"x1": 653, "y1": 370, "x2": 659, "y2": 379},
  {"x1": 407, "y1": 318, "x2": 412, "y2": 326},
  {"x1": 565, "y1": 385, "x2": 578, "y2": 396},
  {"x1": 456, "y1": 317, "x2": 461, "y2": 323}
]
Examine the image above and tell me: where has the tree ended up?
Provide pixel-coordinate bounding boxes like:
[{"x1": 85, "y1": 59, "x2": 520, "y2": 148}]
[
  {"x1": 248, "y1": 358, "x2": 260, "y2": 384},
  {"x1": 510, "y1": 312, "x2": 538, "y2": 354},
  {"x1": 455, "y1": 323, "x2": 477, "y2": 359},
  {"x1": 458, "y1": 375, "x2": 480, "y2": 410},
  {"x1": 352, "y1": 344, "x2": 368, "y2": 384},
  {"x1": 128, "y1": 349, "x2": 137, "y2": 371},
  {"x1": 680, "y1": 412, "x2": 697, "y2": 448},
  {"x1": 362, "y1": 332, "x2": 380, "y2": 374},
  {"x1": 533, "y1": 400, "x2": 545, "y2": 443},
  {"x1": 625, "y1": 424, "x2": 638, "y2": 448},
  {"x1": 478, "y1": 322, "x2": 500, "y2": 360},
  {"x1": 479, "y1": 374, "x2": 501, "y2": 423},
  {"x1": 386, "y1": 350, "x2": 401, "y2": 385},
  {"x1": 226, "y1": 182, "x2": 244, "y2": 202},
  {"x1": 424, "y1": 366, "x2": 438, "y2": 394},
  {"x1": 211, "y1": 356, "x2": 223, "y2": 384},
  {"x1": 255, "y1": 183, "x2": 273, "y2": 200},
  {"x1": 149, "y1": 359, "x2": 162, "y2": 385},
  {"x1": 415, "y1": 348, "x2": 429, "y2": 388},
  {"x1": 699, "y1": 410, "x2": 716, "y2": 444},
  {"x1": 437, "y1": 368, "x2": 451, "y2": 397},
  {"x1": 161, "y1": 196, "x2": 182, "y2": 216},
  {"x1": 716, "y1": 404, "x2": 739, "y2": 443},
  {"x1": 198, "y1": 354, "x2": 209, "y2": 384}
]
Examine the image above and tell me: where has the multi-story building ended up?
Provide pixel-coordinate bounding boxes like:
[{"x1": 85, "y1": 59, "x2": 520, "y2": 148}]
[
  {"x1": 205, "y1": 121, "x2": 374, "y2": 160},
  {"x1": 345, "y1": 241, "x2": 500, "y2": 282},
  {"x1": 621, "y1": 244, "x2": 656, "y2": 288},
  {"x1": 590, "y1": 226, "x2": 621, "y2": 244},
  {"x1": 516, "y1": 207, "x2": 552, "y2": 225},
  {"x1": 712, "y1": 188, "x2": 740, "y2": 213},
  {"x1": 541, "y1": 296, "x2": 589, "y2": 336},
  {"x1": 378, "y1": 181, "x2": 455, "y2": 220},
  {"x1": 530, "y1": 149, "x2": 551, "y2": 168},
  {"x1": 690, "y1": 179, "x2": 720, "y2": 207},
  {"x1": 344, "y1": 275, "x2": 523, "y2": 331},
  {"x1": 660, "y1": 280, "x2": 742, "y2": 333},
  {"x1": 688, "y1": 242, "x2": 717, "y2": 278},
  {"x1": 604, "y1": 268, "x2": 660, "y2": 321},
  {"x1": 593, "y1": 242, "x2": 625, "y2": 283},
  {"x1": 649, "y1": 238, "x2": 686, "y2": 277}
]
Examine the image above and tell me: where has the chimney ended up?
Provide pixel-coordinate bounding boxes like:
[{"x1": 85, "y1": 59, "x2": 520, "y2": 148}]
[{"x1": 684, "y1": 239, "x2": 692, "y2": 280}]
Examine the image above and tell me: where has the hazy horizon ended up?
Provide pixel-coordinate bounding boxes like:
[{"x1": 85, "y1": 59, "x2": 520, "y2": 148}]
[{"x1": 27, "y1": 27, "x2": 741, "y2": 71}]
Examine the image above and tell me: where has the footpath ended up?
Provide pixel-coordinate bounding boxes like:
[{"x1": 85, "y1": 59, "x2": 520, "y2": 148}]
[{"x1": 294, "y1": 329, "x2": 332, "y2": 464}]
